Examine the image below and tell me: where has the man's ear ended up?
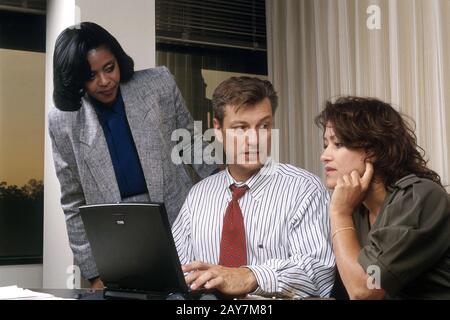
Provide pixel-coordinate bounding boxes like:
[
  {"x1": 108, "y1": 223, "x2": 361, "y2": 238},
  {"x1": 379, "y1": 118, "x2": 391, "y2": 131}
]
[{"x1": 213, "y1": 118, "x2": 223, "y2": 144}]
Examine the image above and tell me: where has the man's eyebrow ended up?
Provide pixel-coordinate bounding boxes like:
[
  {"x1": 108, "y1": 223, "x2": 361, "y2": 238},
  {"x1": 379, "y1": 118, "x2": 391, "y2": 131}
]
[
  {"x1": 229, "y1": 121, "x2": 248, "y2": 125},
  {"x1": 257, "y1": 116, "x2": 272, "y2": 123}
]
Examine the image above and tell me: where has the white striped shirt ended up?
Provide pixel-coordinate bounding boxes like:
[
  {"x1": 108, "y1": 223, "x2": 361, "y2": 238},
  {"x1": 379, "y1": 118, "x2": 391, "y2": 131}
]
[{"x1": 172, "y1": 160, "x2": 335, "y2": 298}]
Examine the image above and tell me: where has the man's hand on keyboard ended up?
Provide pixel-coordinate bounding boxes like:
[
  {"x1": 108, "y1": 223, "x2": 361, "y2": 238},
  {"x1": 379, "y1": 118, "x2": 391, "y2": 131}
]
[{"x1": 182, "y1": 261, "x2": 258, "y2": 296}]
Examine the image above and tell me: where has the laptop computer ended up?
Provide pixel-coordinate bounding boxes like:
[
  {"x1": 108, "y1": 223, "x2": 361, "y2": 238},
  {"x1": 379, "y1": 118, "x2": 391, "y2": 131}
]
[{"x1": 79, "y1": 203, "x2": 220, "y2": 300}]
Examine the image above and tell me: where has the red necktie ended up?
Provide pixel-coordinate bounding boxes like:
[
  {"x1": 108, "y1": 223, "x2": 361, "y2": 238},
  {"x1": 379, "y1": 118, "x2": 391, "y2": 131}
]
[{"x1": 219, "y1": 184, "x2": 249, "y2": 267}]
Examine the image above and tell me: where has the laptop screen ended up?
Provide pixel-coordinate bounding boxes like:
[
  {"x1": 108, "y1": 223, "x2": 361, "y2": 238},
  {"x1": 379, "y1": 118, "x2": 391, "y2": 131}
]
[{"x1": 79, "y1": 203, "x2": 188, "y2": 294}]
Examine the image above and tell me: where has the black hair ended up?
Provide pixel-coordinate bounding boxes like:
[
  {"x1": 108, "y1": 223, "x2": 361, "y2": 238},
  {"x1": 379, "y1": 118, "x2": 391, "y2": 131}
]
[{"x1": 53, "y1": 22, "x2": 134, "y2": 111}]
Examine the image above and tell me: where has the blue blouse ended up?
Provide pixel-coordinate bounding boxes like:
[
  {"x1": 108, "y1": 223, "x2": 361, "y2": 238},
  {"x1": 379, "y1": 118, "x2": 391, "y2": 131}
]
[{"x1": 94, "y1": 91, "x2": 148, "y2": 198}]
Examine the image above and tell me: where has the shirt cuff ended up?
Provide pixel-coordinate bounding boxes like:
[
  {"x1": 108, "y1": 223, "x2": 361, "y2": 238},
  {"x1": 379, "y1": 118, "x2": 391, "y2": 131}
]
[
  {"x1": 78, "y1": 261, "x2": 99, "y2": 282},
  {"x1": 88, "y1": 276, "x2": 100, "y2": 284},
  {"x1": 245, "y1": 265, "x2": 279, "y2": 295}
]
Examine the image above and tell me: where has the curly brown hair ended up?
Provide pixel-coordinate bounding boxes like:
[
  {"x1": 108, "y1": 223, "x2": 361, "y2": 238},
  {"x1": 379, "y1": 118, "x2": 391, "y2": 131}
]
[{"x1": 315, "y1": 96, "x2": 443, "y2": 188}]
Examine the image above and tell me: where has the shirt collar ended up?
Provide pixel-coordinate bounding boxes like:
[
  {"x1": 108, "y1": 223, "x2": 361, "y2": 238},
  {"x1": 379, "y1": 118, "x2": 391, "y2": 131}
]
[
  {"x1": 393, "y1": 174, "x2": 422, "y2": 190},
  {"x1": 223, "y1": 158, "x2": 278, "y2": 201}
]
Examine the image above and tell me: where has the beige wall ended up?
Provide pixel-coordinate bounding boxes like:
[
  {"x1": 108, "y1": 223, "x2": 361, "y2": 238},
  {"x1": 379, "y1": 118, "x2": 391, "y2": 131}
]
[
  {"x1": 0, "y1": 265, "x2": 43, "y2": 288},
  {"x1": 0, "y1": 49, "x2": 45, "y2": 186}
]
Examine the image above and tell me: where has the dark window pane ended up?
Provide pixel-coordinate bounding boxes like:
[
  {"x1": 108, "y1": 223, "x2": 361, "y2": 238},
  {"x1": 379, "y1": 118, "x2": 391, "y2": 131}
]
[{"x1": 0, "y1": 10, "x2": 46, "y2": 53}]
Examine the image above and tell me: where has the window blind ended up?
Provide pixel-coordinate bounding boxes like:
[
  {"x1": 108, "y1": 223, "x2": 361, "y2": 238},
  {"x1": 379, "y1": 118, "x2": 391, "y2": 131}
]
[{"x1": 156, "y1": 0, "x2": 267, "y2": 51}]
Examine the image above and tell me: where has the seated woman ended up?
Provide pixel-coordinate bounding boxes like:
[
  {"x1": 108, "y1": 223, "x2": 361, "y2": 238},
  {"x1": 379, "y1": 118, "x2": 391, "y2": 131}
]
[{"x1": 316, "y1": 96, "x2": 450, "y2": 299}]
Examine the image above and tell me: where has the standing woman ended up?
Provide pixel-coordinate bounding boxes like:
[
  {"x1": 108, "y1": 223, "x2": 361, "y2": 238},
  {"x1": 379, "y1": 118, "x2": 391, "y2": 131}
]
[
  {"x1": 49, "y1": 22, "x2": 217, "y2": 288},
  {"x1": 316, "y1": 96, "x2": 450, "y2": 299}
]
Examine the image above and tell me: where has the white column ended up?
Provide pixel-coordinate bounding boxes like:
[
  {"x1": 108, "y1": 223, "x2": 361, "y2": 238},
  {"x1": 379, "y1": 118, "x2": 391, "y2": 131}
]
[
  {"x1": 43, "y1": 0, "x2": 156, "y2": 288},
  {"x1": 43, "y1": 0, "x2": 76, "y2": 290}
]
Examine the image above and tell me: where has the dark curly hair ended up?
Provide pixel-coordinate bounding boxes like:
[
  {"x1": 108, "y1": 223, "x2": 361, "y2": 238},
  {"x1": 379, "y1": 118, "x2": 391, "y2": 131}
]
[
  {"x1": 53, "y1": 22, "x2": 134, "y2": 111},
  {"x1": 315, "y1": 96, "x2": 443, "y2": 188}
]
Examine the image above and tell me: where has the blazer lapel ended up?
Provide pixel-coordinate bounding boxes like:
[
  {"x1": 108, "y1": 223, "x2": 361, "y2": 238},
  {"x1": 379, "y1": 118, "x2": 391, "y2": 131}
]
[
  {"x1": 80, "y1": 97, "x2": 121, "y2": 203},
  {"x1": 121, "y1": 81, "x2": 164, "y2": 203}
]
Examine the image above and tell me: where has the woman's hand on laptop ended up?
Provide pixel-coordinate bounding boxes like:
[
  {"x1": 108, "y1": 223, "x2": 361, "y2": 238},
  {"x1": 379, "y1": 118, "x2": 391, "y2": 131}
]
[
  {"x1": 182, "y1": 261, "x2": 258, "y2": 296},
  {"x1": 90, "y1": 278, "x2": 105, "y2": 290}
]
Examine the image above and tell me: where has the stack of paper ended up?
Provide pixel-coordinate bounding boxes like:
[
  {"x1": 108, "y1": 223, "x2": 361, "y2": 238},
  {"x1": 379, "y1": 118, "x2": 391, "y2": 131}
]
[{"x1": 0, "y1": 285, "x2": 70, "y2": 300}]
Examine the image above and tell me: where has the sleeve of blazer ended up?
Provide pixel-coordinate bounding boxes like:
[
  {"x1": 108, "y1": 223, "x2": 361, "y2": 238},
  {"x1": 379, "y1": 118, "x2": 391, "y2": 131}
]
[
  {"x1": 48, "y1": 111, "x2": 99, "y2": 280},
  {"x1": 162, "y1": 66, "x2": 218, "y2": 178}
]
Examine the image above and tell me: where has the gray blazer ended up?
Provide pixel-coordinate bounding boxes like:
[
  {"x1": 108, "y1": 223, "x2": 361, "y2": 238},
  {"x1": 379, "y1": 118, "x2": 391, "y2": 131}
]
[{"x1": 48, "y1": 67, "x2": 216, "y2": 280}]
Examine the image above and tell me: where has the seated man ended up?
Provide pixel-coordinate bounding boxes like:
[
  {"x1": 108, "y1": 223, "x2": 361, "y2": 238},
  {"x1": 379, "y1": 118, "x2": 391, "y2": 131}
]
[{"x1": 172, "y1": 77, "x2": 335, "y2": 298}]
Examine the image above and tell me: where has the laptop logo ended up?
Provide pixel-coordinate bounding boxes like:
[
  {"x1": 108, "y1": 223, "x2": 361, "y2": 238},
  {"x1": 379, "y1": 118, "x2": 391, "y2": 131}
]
[{"x1": 116, "y1": 220, "x2": 125, "y2": 225}]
